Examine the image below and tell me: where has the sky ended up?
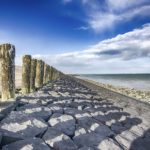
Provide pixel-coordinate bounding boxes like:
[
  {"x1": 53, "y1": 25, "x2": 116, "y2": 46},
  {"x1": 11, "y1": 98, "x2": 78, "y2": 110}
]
[{"x1": 0, "y1": 0, "x2": 150, "y2": 74}]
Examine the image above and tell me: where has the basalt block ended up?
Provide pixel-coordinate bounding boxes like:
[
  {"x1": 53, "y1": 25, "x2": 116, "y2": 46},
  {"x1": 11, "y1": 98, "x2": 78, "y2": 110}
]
[
  {"x1": 48, "y1": 113, "x2": 76, "y2": 137},
  {"x1": 17, "y1": 104, "x2": 52, "y2": 121},
  {"x1": 43, "y1": 127, "x2": 78, "y2": 150},
  {"x1": 2, "y1": 138, "x2": 51, "y2": 150},
  {"x1": 0, "y1": 111, "x2": 48, "y2": 145}
]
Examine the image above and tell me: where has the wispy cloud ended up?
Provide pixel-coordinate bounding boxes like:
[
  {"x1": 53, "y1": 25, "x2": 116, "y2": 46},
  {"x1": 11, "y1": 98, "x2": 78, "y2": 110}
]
[
  {"x1": 106, "y1": 0, "x2": 148, "y2": 11},
  {"x1": 33, "y1": 24, "x2": 150, "y2": 73},
  {"x1": 76, "y1": 26, "x2": 89, "y2": 30},
  {"x1": 76, "y1": 0, "x2": 150, "y2": 32},
  {"x1": 90, "y1": 5, "x2": 150, "y2": 32}
]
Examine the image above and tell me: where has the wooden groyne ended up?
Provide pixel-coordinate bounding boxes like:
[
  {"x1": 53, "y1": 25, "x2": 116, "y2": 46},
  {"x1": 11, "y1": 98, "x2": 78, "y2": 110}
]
[{"x1": 0, "y1": 43, "x2": 63, "y2": 101}]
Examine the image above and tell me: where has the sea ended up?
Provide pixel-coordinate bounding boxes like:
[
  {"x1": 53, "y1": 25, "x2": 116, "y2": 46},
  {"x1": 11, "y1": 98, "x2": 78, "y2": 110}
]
[{"x1": 77, "y1": 74, "x2": 150, "y2": 91}]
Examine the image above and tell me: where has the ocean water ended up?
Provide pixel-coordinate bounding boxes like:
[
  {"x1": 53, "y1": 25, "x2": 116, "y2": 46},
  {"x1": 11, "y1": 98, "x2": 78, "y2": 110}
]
[{"x1": 78, "y1": 74, "x2": 150, "y2": 91}]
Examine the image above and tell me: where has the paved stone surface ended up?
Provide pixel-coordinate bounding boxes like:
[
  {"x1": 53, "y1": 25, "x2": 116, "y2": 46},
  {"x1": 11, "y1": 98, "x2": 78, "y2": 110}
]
[
  {"x1": 0, "y1": 76, "x2": 150, "y2": 150},
  {"x1": 17, "y1": 104, "x2": 52, "y2": 120},
  {"x1": 0, "y1": 111, "x2": 48, "y2": 145},
  {"x1": 2, "y1": 138, "x2": 51, "y2": 150},
  {"x1": 43, "y1": 127, "x2": 78, "y2": 150},
  {"x1": 48, "y1": 113, "x2": 75, "y2": 136}
]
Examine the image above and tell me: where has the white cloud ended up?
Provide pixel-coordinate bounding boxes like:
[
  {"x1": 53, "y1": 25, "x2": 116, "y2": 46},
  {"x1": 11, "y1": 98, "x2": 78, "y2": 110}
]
[
  {"x1": 61, "y1": 0, "x2": 150, "y2": 32},
  {"x1": 106, "y1": 0, "x2": 148, "y2": 11},
  {"x1": 89, "y1": 13, "x2": 117, "y2": 32},
  {"x1": 33, "y1": 24, "x2": 150, "y2": 74},
  {"x1": 89, "y1": 5, "x2": 150, "y2": 32},
  {"x1": 79, "y1": 0, "x2": 150, "y2": 32}
]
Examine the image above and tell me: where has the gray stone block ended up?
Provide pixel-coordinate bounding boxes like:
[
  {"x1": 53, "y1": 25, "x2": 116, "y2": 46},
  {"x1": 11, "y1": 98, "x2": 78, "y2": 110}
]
[
  {"x1": 17, "y1": 104, "x2": 52, "y2": 120},
  {"x1": 0, "y1": 111, "x2": 48, "y2": 145},
  {"x1": 43, "y1": 127, "x2": 78, "y2": 150},
  {"x1": 78, "y1": 146, "x2": 95, "y2": 150},
  {"x1": 48, "y1": 113, "x2": 75, "y2": 137},
  {"x1": 97, "y1": 138, "x2": 123, "y2": 150},
  {"x1": 2, "y1": 138, "x2": 51, "y2": 150},
  {"x1": 48, "y1": 104, "x2": 63, "y2": 114}
]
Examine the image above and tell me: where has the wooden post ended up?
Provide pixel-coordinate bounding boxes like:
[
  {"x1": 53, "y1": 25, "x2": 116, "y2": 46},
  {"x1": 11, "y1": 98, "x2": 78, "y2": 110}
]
[
  {"x1": 52, "y1": 67, "x2": 58, "y2": 80},
  {"x1": 22, "y1": 55, "x2": 31, "y2": 94},
  {"x1": 35, "y1": 60, "x2": 44, "y2": 88},
  {"x1": 49, "y1": 66, "x2": 52, "y2": 81},
  {"x1": 0, "y1": 44, "x2": 15, "y2": 101},
  {"x1": 47, "y1": 65, "x2": 51, "y2": 82},
  {"x1": 30, "y1": 59, "x2": 37, "y2": 92},
  {"x1": 43, "y1": 63, "x2": 48, "y2": 84},
  {"x1": 41, "y1": 60, "x2": 45, "y2": 85},
  {"x1": 51, "y1": 66, "x2": 54, "y2": 80}
]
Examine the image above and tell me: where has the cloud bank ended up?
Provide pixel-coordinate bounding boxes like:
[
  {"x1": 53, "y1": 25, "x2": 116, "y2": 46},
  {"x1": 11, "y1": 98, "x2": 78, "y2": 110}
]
[{"x1": 33, "y1": 24, "x2": 150, "y2": 74}]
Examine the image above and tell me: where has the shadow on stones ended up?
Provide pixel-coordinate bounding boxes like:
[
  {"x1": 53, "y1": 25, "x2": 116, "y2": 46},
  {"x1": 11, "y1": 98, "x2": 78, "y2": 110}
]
[{"x1": 129, "y1": 129, "x2": 150, "y2": 150}]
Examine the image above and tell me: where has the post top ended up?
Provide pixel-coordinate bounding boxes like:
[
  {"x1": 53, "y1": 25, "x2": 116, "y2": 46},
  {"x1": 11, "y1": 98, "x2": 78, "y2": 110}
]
[
  {"x1": 32, "y1": 58, "x2": 37, "y2": 61},
  {"x1": 22, "y1": 55, "x2": 32, "y2": 59},
  {"x1": 0, "y1": 43, "x2": 15, "y2": 49},
  {"x1": 0, "y1": 43, "x2": 15, "y2": 59}
]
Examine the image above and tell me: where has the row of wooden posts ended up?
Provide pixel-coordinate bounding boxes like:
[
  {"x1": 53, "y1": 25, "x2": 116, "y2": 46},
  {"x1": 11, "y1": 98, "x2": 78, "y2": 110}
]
[{"x1": 0, "y1": 43, "x2": 63, "y2": 101}]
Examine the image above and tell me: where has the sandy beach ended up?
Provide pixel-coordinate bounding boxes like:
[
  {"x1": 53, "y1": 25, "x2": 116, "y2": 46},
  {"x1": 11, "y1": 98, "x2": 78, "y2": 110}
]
[{"x1": 75, "y1": 76, "x2": 150, "y2": 104}]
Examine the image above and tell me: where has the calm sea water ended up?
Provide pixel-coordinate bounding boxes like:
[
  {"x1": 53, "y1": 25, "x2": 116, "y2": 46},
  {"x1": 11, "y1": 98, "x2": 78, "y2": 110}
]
[{"x1": 78, "y1": 74, "x2": 150, "y2": 91}]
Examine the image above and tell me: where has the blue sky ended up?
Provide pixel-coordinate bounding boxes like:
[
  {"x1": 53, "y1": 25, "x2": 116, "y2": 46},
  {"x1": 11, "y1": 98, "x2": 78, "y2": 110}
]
[{"x1": 0, "y1": 0, "x2": 150, "y2": 73}]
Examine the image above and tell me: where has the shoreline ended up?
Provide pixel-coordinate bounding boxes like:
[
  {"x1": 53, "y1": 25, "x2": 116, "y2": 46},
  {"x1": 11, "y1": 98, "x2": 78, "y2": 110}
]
[{"x1": 75, "y1": 76, "x2": 150, "y2": 104}]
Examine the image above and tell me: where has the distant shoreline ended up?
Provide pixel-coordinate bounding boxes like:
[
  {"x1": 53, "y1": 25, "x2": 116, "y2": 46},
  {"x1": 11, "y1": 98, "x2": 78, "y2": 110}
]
[
  {"x1": 73, "y1": 74, "x2": 150, "y2": 91},
  {"x1": 75, "y1": 75, "x2": 150, "y2": 104}
]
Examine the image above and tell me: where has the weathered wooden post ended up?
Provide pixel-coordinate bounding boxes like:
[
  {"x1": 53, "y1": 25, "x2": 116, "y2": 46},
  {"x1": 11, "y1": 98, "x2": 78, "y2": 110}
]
[
  {"x1": 53, "y1": 67, "x2": 59, "y2": 80},
  {"x1": 49, "y1": 66, "x2": 52, "y2": 81},
  {"x1": 43, "y1": 63, "x2": 48, "y2": 84},
  {"x1": 51, "y1": 66, "x2": 54, "y2": 80},
  {"x1": 54, "y1": 68, "x2": 57, "y2": 80},
  {"x1": 47, "y1": 65, "x2": 51, "y2": 83},
  {"x1": 22, "y1": 55, "x2": 31, "y2": 94},
  {"x1": 0, "y1": 44, "x2": 15, "y2": 101},
  {"x1": 30, "y1": 58, "x2": 37, "y2": 92},
  {"x1": 53, "y1": 67, "x2": 57, "y2": 80},
  {"x1": 35, "y1": 60, "x2": 44, "y2": 88},
  {"x1": 41, "y1": 60, "x2": 45, "y2": 86},
  {"x1": 46, "y1": 65, "x2": 50, "y2": 82}
]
